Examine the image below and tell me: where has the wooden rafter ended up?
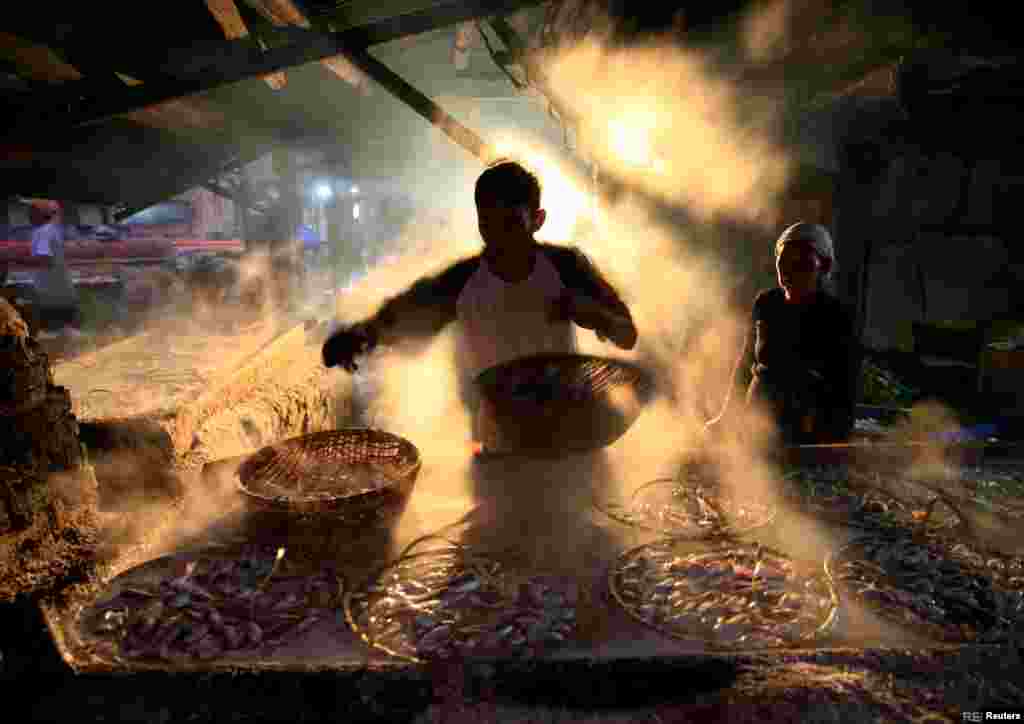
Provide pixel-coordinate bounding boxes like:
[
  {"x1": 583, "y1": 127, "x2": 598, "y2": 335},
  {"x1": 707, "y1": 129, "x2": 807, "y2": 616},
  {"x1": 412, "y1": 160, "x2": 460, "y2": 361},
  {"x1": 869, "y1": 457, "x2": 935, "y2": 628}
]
[
  {"x1": 6, "y1": 0, "x2": 545, "y2": 142},
  {"x1": 205, "y1": 0, "x2": 288, "y2": 90},
  {"x1": 242, "y1": 0, "x2": 369, "y2": 92},
  {"x1": 341, "y1": 45, "x2": 491, "y2": 161},
  {"x1": 0, "y1": 33, "x2": 231, "y2": 135}
]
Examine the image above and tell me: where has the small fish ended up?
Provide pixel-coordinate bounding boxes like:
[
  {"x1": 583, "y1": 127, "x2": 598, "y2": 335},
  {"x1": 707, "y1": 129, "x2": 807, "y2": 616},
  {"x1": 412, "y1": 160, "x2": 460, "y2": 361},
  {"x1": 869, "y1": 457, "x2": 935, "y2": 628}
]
[{"x1": 246, "y1": 621, "x2": 263, "y2": 646}]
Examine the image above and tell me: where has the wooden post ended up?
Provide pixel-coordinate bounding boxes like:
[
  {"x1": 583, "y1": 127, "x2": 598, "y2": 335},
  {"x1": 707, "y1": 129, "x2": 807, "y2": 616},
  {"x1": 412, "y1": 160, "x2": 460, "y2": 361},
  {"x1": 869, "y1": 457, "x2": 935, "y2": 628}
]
[
  {"x1": 236, "y1": 174, "x2": 253, "y2": 247},
  {"x1": 271, "y1": 148, "x2": 303, "y2": 313}
]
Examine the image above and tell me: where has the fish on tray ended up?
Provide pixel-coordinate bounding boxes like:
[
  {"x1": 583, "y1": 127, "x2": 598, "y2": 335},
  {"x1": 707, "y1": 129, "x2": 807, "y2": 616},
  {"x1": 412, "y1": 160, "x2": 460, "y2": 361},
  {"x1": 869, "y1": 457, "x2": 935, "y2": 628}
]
[
  {"x1": 610, "y1": 541, "x2": 837, "y2": 649},
  {"x1": 82, "y1": 547, "x2": 343, "y2": 662},
  {"x1": 781, "y1": 466, "x2": 961, "y2": 531},
  {"x1": 598, "y1": 480, "x2": 775, "y2": 537},
  {"x1": 348, "y1": 549, "x2": 583, "y2": 661},
  {"x1": 828, "y1": 536, "x2": 1024, "y2": 643}
]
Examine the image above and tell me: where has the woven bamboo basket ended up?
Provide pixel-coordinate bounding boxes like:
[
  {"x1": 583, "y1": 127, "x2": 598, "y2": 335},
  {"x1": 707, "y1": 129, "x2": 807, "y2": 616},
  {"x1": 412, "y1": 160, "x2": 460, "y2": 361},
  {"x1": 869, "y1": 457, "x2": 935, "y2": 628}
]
[{"x1": 236, "y1": 428, "x2": 421, "y2": 527}]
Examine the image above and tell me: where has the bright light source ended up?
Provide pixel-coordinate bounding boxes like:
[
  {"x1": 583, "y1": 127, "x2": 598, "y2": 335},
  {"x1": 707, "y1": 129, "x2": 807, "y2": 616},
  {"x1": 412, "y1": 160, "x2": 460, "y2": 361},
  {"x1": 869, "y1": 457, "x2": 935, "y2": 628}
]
[
  {"x1": 608, "y1": 114, "x2": 657, "y2": 168},
  {"x1": 352, "y1": 203, "x2": 360, "y2": 220},
  {"x1": 315, "y1": 183, "x2": 332, "y2": 200},
  {"x1": 351, "y1": 185, "x2": 360, "y2": 194}
]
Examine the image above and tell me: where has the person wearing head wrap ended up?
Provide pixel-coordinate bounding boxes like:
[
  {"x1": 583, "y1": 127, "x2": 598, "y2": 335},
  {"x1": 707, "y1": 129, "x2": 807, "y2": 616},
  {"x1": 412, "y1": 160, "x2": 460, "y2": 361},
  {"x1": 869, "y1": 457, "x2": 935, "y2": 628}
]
[
  {"x1": 706, "y1": 222, "x2": 862, "y2": 445},
  {"x1": 28, "y1": 199, "x2": 79, "y2": 335}
]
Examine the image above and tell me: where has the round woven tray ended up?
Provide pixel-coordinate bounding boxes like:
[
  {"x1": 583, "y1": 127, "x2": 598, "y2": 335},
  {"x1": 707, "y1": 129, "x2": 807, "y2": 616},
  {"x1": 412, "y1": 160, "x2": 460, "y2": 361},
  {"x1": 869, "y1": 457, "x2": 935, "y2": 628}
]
[
  {"x1": 780, "y1": 466, "x2": 963, "y2": 533},
  {"x1": 594, "y1": 478, "x2": 778, "y2": 540},
  {"x1": 609, "y1": 539, "x2": 840, "y2": 650},
  {"x1": 474, "y1": 353, "x2": 655, "y2": 454},
  {"x1": 77, "y1": 544, "x2": 347, "y2": 666},
  {"x1": 344, "y1": 536, "x2": 593, "y2": 663},
  {"x1": 236, "y1": 428, "x2": 421, "y2": 520},
  {"x1": 825, "y1": 534, "x2": 1023, "y2": 644}
]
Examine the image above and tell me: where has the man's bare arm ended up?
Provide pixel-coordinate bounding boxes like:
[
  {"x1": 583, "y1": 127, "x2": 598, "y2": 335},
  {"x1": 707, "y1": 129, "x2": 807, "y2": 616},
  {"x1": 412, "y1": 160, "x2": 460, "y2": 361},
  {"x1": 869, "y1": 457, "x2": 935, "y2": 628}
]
[
  {"x1": 545, "y1": 244, "x2": 638, "y2": 350},
  {"x1": 358, "y1": 257, "x2": 480, "y2": 349}
]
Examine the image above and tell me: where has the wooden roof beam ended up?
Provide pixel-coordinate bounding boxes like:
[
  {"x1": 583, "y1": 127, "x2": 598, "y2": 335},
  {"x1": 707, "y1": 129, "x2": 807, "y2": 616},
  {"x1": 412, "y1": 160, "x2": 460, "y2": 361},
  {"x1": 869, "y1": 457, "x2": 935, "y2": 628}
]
[
  {"x1": 242, "y1": 0, "x2": 370, "y2": 92},
  {"x1": 6, "y1": 0, "x2": 544, "y2": 141},
  {"x1": 342, "y1": 44, "x2": 492, "y2": 162},
  {"x1": 205, "y1": 0, "x2": 288, "y2": 90}
]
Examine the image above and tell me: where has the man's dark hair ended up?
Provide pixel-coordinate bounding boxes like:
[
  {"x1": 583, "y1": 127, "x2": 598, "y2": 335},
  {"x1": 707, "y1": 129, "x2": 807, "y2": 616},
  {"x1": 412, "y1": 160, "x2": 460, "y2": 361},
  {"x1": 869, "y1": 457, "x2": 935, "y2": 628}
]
[{"x1": 474, "y1": 159, "x2": 542, "y2": 211}]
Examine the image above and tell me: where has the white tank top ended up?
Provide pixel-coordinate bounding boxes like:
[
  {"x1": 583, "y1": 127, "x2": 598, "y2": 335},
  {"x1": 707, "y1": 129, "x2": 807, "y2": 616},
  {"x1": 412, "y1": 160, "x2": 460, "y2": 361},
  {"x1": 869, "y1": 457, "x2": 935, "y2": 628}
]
[{"x1": 455, "y1": 251, "x2": 577, "y2": 380}]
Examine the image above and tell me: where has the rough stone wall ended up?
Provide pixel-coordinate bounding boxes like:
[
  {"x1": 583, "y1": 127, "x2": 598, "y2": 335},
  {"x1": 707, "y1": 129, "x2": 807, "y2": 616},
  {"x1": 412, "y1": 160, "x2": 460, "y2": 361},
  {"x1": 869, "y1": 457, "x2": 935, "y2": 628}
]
[
  {"x1": 1, "y1": 310, "x2": 86, "y2": 536},
  {"x1": 0, "y1": 302, "x2": 99, "y2": 600}
]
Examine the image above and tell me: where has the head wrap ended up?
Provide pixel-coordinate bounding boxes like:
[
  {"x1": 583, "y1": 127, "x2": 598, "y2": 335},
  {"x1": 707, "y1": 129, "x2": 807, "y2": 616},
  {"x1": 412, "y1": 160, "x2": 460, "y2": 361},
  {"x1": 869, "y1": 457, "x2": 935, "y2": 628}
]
[
  {"x1": 28, "y1": 199, "x2": 62, "y2": 223},
  {"x1": 774, "y1": 222, "x2": 836, "y2": 284}
]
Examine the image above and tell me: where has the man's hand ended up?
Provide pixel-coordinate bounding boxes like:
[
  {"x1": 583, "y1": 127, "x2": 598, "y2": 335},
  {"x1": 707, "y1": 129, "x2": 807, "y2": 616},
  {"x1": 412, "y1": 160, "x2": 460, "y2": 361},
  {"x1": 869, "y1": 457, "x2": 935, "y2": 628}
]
[{"x1": 322, "y1": 323, "x2": 376, "y2": 372}]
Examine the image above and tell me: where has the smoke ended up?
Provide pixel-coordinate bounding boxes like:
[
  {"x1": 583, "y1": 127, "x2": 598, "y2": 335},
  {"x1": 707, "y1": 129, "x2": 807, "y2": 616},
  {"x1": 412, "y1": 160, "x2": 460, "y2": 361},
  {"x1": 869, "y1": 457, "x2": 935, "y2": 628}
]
[
  {"x1": 338, "y1": 10, "x2": 999, "y2": 652},
  {"x1": 320, "y1": 12, "x2": 810, "y2": 572},
  {"x1": 62, "y1": 2, "x2": 1014, "y2": 655},
  {"x1": 542, "y1": 39, "x2": 791, "y2": 223}
]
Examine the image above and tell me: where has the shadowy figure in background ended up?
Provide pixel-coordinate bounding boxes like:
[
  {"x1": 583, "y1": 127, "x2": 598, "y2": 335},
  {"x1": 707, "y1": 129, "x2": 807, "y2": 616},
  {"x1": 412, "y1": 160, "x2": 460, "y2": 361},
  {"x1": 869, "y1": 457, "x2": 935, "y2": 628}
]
[
  {"x1": 705, "y1": 222, "x2": 862, "y2": 446},
  {"x1": 29, "y1": 200, "x2": 80, "y2": 338}
]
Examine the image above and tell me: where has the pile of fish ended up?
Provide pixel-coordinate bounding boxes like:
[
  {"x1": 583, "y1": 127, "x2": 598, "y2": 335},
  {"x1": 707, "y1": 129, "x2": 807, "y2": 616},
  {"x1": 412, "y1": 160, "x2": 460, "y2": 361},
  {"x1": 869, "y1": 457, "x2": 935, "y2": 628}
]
[
  {"x1": 829, "y1": 536, "x2": 1024, "y2": 642},
  {"x1": 597, "y1": 480, "x2": 775, "y2": 538},
  {"x1": 85, "y1": 546, "x2": 340, "y2": 661},
  {"x1": 347, "y1": 548, "x2": 580, "y2": 661},
  {"x1": 610, "y1": 541, "x2": 837, "y2": 648}
]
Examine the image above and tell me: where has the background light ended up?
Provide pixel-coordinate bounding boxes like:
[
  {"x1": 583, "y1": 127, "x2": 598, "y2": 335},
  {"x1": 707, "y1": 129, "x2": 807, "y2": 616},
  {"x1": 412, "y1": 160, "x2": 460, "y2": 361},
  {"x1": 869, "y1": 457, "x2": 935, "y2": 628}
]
[
  {"x1": 315, "y1": 183, "x2": 332, "y2": 200},
  {"x1": 351, "y1": 185, "x2": 360, "y2": 194},
  {"x1": 353, "y1": 202, "x2": 361, "y2": 220}
]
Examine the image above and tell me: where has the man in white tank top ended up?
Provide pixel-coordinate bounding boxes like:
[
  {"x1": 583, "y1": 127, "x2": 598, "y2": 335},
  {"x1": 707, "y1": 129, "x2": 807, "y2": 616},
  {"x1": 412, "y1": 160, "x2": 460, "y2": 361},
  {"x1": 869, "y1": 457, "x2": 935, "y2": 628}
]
[{"x1": 323, "y1": 161, "x2": 638, "y2": 452}]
